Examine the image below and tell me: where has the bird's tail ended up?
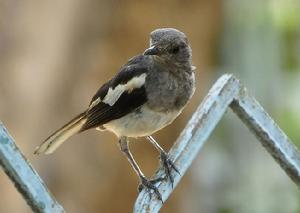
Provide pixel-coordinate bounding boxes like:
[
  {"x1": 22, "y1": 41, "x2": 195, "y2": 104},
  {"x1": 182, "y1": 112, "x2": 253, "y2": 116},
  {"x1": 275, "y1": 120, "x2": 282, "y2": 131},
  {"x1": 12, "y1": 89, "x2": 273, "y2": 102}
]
[{"x1": 34, "y1": 111, "x2": 87, "y2": 155}]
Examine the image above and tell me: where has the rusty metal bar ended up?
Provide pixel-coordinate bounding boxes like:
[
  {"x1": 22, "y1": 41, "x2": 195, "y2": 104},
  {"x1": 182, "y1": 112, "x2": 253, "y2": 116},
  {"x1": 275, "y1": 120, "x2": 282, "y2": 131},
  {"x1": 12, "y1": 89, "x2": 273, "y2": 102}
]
[
  {"x1": 0, "y1": 123, "x2": 65, "y2": 213},
  {"x1": 134, "y1": 74, "x2": 300, "y2": 213}
]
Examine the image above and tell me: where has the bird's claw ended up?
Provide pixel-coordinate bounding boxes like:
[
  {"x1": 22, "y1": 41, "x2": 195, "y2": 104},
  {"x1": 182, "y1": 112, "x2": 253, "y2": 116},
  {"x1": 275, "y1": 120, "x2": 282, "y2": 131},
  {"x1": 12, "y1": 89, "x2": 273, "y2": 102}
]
[
  {"x1": 138, "y1": 176, "x2": 164, "y2": 203},
  {"x1": 160, "y1": 152, "x2": 180, "y2": 188}
]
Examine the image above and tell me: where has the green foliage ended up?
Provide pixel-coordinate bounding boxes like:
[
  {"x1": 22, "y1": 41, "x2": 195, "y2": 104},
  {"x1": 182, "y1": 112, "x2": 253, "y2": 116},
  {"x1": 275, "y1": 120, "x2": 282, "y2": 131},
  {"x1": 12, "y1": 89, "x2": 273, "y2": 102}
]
[
  {"x1": 271, "y1": 0, "x2": 300, "y2": 31},
  {"x1": 278, "y1": 110, "x2": 300, "y2": 147}
]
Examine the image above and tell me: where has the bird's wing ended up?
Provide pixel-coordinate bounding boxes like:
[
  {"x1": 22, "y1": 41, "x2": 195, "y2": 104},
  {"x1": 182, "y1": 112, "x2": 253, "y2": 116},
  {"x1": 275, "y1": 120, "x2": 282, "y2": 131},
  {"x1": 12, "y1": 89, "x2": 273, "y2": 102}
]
[{"x1": 80, "y1": 55, "x2": 149, "y2": 131}]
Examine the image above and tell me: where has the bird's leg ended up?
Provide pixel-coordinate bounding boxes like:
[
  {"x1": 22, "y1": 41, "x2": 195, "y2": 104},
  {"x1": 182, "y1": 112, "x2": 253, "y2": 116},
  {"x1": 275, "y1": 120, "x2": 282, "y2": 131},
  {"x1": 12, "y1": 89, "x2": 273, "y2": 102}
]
[
  {"x1": 146, "y1": 136, "x2": 180, "y2": 188},
  {"x1": 118, "y1": 136, "x2": 163, "y2": 202}
]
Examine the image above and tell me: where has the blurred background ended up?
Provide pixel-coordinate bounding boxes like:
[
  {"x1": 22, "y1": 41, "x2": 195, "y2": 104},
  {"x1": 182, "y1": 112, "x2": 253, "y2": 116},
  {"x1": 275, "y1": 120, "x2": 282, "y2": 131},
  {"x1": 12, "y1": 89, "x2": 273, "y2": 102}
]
[{"x1": 1, "y1": 0, "x2": 300, "y2": 212}]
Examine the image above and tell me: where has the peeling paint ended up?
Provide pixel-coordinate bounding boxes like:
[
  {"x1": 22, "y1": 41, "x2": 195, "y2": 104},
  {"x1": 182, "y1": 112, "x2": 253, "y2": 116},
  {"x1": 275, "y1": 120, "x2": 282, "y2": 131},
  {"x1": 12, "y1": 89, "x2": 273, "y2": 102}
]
[{"x1": 134, "y1": 74, "x2": 300, "y2": 213}]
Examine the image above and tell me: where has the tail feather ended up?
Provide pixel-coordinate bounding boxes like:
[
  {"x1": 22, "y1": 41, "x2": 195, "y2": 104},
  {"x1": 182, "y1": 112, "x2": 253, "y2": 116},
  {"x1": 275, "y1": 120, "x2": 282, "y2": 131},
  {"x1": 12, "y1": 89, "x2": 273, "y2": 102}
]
[{"x1": 34, "y1": 111, "x2": 87, "y2": 155}]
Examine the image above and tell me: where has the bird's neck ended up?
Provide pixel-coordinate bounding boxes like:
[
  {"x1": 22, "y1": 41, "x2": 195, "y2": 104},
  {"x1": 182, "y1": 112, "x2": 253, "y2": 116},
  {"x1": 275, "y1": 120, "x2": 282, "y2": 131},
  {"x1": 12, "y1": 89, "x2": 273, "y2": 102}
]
[{"x1": 154, "y1": 56, "x2": 193, "y2": 73}]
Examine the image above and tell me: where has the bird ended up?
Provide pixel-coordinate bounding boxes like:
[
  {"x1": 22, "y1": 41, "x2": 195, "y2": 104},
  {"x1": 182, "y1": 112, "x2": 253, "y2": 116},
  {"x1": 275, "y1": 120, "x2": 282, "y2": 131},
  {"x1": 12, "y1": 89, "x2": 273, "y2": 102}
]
[{"x1": 34, "y1": 28, "x2": 196, "y2": 201}]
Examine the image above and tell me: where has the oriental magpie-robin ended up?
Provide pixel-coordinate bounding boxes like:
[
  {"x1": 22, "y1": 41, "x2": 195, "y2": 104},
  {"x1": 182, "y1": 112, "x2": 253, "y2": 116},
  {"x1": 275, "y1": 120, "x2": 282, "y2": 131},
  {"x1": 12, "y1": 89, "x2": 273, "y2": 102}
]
[{"x1": 35, "y1": 28, "x2": 196, "y2": 201}]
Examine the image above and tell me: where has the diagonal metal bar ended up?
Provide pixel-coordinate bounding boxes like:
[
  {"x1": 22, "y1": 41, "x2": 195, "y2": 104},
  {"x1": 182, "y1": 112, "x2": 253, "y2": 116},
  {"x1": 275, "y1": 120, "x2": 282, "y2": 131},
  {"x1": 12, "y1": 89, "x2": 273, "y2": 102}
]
[
  {"x1": 0, "y1": 123, "x2": 65, "y2": 213},
  {"x1": 134, "y1": 74, "x2": 241, "y2": 212},
  {"x1": 231, "y1": 87, "x2": 300, "y2": 186},
  {"x1": 134, "y1": 74, "x2": 300, "y2": 213}
]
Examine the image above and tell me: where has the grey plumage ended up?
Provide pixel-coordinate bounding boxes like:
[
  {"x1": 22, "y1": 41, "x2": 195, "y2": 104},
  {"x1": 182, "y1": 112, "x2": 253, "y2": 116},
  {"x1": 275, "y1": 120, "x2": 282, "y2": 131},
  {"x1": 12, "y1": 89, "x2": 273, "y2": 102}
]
[
  {"x1": 34, "y1": 28, "x2": 195, "y2": 201},
  {"x1": 35, "y1": 28, "x2": 195, "y2": 154},
  {"x1": 103, "y1": 28, "x2": 195, "y2": 137}
]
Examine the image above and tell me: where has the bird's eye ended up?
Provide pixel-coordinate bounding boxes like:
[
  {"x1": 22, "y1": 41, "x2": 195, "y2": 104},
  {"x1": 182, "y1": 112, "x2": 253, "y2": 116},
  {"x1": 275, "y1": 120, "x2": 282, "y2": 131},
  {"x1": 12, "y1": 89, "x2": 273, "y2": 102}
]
[{"x1": 169, "y1": 46, "x2": 180, "y2": 54}]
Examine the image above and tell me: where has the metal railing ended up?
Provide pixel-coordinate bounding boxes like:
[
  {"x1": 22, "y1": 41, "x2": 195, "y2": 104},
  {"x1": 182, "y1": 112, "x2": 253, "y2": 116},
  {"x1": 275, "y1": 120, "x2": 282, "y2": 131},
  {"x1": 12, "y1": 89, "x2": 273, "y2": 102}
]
[
  {"x1": 1, "y1": 74, "x2": 299, "y2": 213},
  {"x1": 0, "y1": 124, "x2": 64, "y2": 213}
]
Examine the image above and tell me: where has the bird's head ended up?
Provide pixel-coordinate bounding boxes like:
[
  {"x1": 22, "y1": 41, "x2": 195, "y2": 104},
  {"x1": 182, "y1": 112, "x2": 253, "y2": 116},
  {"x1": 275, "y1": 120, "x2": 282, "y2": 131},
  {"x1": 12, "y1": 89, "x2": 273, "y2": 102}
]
[{"x1": 144, "y1": 28, "x2": 192, "y2": 66}]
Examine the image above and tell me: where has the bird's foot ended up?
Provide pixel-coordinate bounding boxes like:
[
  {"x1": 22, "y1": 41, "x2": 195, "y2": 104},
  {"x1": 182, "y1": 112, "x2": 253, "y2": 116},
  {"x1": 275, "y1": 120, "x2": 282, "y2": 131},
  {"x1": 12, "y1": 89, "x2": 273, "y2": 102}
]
[
  {"x1": 138, "y1": 175, "x2": 164, "y2": 202},
  {"x1": 160, "y1": 151, "x2": 180, "y2": 188}
]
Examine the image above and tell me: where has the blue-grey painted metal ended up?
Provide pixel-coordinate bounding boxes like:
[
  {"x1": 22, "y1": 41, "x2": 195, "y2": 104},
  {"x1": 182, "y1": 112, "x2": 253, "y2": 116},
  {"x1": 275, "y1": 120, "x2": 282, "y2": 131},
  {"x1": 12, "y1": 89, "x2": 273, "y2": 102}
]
[
  {"x1": 134, "y1": 74, "x2": 241, "y2": 212},
  {"x1": 1, "y1": 74, "x2": 299, "y2": 213},
  {"x1": 0, "y1": 123, "x2": 65, "y2": 213},
  {"x1": 231, "y1": 87, "x2": 300, "y2": 186},
  {"x1": 134, "y1": 74, "x2": 300, "y2": 213}
]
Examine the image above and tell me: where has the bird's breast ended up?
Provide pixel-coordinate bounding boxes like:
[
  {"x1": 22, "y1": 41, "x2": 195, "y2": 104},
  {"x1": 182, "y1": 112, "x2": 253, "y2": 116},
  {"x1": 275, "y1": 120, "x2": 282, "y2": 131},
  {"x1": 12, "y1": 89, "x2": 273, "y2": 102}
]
[
  {"x1": 145, "y1": 67, "x2": 195, "y2": 112},
  {"x1": 102, "y1": 105, "x2": 181, "y2": 137}
]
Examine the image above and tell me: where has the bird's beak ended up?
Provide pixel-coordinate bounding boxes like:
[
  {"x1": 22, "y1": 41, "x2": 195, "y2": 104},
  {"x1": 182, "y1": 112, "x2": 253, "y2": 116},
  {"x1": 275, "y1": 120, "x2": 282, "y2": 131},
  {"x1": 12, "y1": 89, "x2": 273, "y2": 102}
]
[{"x1": 143, "y1": 46, "x2": 159, "y2": 55}]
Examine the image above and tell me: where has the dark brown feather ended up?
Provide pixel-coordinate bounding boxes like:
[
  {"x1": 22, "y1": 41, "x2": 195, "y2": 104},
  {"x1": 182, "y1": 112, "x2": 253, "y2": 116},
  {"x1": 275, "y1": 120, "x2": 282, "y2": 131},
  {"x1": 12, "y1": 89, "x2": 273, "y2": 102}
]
[{"x1": 81, "y1": 55, "x2": 150, "y2": 131}]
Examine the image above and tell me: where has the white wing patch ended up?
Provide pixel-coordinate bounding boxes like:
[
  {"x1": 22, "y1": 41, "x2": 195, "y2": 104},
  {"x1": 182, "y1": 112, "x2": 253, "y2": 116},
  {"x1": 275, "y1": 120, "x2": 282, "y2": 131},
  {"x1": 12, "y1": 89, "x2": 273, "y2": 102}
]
[
  {"x1": 103, "y1": 73, "x2": 147, "y2": 106},
  {"x1": 88, "y1": 73, "x2": 147, "y2": 109},
  {"x1": 89, "y1": 73, "x2": 147, "y2": 109}
]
